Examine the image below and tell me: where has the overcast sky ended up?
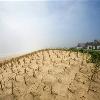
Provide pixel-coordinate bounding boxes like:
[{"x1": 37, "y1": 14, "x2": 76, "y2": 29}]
[{"x1": 0, "y1": 0, "x2": 100, "y2": 57}]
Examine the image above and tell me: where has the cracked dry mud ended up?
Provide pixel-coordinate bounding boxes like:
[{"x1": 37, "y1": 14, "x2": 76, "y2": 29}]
[{"x1": 0, "y1": 49, "x2": 100, "y2": 100}]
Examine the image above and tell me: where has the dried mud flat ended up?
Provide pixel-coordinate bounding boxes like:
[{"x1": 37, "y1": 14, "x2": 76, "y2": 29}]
[{"x1": 0, "y1": 49, "x2": 100, "y2": 100}]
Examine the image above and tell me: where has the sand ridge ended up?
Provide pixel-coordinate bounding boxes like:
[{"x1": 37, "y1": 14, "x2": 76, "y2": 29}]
[{"x1": 0, "y1": 49, "x2": 100, "y2": 100}]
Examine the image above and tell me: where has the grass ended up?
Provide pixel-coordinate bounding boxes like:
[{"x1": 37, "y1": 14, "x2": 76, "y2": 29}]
[{"x1": 69, "y1": 48, "x2": 100, "y2": 67}]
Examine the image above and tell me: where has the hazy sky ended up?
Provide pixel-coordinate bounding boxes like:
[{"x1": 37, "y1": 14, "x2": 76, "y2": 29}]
[{"x1": 0, "y1": 0, "x2": 100, "y2": 57}]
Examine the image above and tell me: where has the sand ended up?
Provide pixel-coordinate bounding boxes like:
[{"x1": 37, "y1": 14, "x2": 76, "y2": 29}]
[{"x1": 0, "y1": 49, "x2": 100, "y2": 100}]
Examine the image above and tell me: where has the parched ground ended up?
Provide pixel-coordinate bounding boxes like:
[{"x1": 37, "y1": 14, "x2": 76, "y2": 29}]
[{"x1": 0, "y1": 49, "x2": 100, "y2": 100}]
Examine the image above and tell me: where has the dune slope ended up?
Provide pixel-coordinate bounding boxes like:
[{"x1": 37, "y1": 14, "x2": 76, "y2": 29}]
[{"x1": 0, "y1": 49, "x2": 100, "y2": 100}]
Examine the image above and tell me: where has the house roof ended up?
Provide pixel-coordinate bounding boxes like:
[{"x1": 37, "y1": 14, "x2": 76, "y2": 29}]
[
  {"x1": 77, "y1": 40, "x2": 100, "y2": 47},
  {"x1": 86, "y1": 40, "x2": 100, "y2": 46}
]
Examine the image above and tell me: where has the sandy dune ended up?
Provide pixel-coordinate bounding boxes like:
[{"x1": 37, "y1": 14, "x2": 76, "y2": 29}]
[{"x1": 0, "y1": 49, "x2": 100, "y2": 100}]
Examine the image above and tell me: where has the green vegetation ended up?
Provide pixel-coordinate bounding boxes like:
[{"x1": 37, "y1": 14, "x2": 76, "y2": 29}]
[
  {"x1": 69, "y1": 48, "x2": 100, "y2": 67},
  {"x1": 89, "y1": 50, "x2": 100, "y2": 66}
]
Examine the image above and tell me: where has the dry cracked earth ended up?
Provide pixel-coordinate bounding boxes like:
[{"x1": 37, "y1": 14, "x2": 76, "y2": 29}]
[{"x1": 0, "y1": 49, "x2": 100, "y2": 100}]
